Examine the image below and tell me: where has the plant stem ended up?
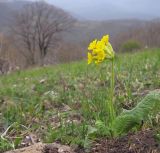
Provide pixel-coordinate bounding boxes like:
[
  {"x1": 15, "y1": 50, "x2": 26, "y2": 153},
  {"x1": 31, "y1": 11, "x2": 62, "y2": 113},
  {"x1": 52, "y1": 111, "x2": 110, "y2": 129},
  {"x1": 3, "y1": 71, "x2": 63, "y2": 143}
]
[{"x1": 109, "y1": 59, "x2": 116, "y2": 123}]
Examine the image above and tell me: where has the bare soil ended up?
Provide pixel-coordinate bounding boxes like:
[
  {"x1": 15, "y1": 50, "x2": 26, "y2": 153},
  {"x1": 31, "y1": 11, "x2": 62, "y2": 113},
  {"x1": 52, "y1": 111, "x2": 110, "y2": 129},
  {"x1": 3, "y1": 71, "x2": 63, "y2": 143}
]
[
  {"x1": 87, "y1": 129, "x2": 160, "y2": 153},
  {"x1": 5, "y1": 130, "x2": 160, "y2": 153}
]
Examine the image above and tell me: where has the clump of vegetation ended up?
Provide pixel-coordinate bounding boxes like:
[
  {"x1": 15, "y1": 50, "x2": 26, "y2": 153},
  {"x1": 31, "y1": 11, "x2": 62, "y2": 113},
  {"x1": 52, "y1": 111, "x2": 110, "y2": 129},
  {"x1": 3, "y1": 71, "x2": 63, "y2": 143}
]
[
  {"x1": 120, "y1": 40, "x2": 141, "y2": 52},
  {"x1": 88, "y1": 35, "x2": 115, "y2": 123},
  {"x1": 87, "y1": 35, "x2": 160, "y2": 138}
]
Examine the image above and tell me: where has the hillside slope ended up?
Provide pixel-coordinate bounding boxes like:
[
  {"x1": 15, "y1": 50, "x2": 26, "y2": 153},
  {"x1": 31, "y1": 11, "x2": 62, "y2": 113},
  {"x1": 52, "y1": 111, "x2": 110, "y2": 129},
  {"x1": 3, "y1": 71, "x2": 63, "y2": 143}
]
[{"x1": 0, "y1": 49, "x2": 160, "y2": 152}]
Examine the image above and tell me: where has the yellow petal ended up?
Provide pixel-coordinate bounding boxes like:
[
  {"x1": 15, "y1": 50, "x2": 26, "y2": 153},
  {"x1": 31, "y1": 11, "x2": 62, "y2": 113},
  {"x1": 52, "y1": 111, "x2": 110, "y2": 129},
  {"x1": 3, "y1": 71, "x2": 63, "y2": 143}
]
[
  {"x1": 101, "y1": 35, "x2": 109, "y2": 45},
  {"x1": 88, "y1": 39, "x2": 97, "y2": 50},
  {"x1": 96, "y1": 40, "x2": 105, "y2": 50}
]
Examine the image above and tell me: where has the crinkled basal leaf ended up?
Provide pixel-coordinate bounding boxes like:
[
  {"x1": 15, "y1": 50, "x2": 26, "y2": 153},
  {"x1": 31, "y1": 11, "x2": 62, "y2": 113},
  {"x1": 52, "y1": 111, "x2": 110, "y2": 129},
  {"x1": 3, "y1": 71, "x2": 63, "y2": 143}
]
[{"x1": 112, "y1": 91, "x2": 160, "y2": 136}]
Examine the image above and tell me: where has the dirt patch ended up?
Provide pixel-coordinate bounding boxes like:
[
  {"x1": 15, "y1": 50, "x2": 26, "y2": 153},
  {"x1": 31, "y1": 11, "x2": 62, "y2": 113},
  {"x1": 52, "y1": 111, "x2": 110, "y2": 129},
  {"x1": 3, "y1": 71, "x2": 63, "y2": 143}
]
[
  {"x1": 89, "y1": 130, "x2": 160, "y2": 153},
  {"x1": 5, "y1": 143, "x2": 44, "y2": 153},
  {"x1": 5, "y1": 143, "x2": 74, "y2": 153}
]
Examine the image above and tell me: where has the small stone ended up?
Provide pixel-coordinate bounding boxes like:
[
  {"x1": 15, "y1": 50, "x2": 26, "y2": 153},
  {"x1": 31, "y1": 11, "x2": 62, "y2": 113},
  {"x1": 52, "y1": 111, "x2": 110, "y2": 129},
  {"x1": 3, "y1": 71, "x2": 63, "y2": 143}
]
[{"x1": 39, "y1": 79, "x2": 46, "y2": 84}]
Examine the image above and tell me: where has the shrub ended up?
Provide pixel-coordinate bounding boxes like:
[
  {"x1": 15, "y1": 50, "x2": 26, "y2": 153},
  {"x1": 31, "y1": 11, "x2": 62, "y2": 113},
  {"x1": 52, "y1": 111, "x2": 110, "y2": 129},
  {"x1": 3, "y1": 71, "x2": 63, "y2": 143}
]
[{"x1": 120, "y1": 40, "x2": 141, "y2": 52}]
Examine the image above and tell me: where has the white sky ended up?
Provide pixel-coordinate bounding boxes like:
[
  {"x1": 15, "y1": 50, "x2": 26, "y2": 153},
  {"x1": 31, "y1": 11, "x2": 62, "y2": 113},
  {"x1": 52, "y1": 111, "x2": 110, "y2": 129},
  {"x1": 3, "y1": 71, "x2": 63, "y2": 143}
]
[
  {"x1": 3, "y1": 0, "x2": 160, "y2": 20},
  {"x1": 46, "y1": 0, "x2": 160, "y2": 20}
]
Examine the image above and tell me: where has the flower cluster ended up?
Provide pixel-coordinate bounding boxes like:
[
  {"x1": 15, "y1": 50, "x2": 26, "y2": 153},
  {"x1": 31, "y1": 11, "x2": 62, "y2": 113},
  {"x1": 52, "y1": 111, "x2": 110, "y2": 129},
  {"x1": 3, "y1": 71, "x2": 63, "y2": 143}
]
[{"x1": 87, "y1": 35, "x2": 115, "y2": 64}]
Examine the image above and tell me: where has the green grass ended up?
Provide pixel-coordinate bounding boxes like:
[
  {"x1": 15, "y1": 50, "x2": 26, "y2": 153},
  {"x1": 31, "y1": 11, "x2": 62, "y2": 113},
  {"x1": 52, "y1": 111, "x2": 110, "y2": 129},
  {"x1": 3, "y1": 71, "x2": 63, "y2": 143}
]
[{"x1": 0, "y1": 48, "x2": 160, "y2": 151}]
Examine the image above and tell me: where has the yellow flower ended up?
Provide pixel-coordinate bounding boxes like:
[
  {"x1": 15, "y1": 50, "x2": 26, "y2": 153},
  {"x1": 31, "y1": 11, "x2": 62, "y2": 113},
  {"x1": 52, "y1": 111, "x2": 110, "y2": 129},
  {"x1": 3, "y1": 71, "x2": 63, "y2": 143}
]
[
  {"x1": 95, "y1": 50, "x2": 106, "y2": 64},
  {"x1": 87, "y1": 34, "x2": 115, "y2": 64},
  {"x1": 92, "y1": 41, "x2": 104, "y2": 56},
  {"x1": 101, "y1": 35, "x2": 109, "y2": 45},
  {"x1": 96, "y1": 40, "x2": 105, "y2": 50},
  {"x1": 88, "y1": 39, "x2": 97, "y2": 50},
  {"x1": 88, "y1": 52, "x2": 93, "y2": 64},
  {"x1": 89, "y1": 49, "x2": 106, "y2": 65}
]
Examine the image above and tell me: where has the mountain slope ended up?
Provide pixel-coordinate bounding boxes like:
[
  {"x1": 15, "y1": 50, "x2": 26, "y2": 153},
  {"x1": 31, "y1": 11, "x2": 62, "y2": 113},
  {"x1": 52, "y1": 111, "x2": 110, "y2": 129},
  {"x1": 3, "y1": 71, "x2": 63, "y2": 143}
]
[{"x1": 0, "y1": 1, "x2": 31, "y2": 31}]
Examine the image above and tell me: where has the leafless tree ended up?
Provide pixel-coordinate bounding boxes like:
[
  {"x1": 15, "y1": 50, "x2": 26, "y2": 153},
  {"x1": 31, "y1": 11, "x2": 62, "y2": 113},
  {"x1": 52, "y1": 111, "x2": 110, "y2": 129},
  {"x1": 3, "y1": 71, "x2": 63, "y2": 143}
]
[{"x1": 10, "y1": 1, "x2": 74, "y2": 66}]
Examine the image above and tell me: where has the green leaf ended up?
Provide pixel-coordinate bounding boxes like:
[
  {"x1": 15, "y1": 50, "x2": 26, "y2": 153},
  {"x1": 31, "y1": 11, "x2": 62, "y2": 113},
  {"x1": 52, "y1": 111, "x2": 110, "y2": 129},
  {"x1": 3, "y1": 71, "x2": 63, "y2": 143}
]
[{"x1": 112, "y1": 91, "x2": 160, "y2": 136}]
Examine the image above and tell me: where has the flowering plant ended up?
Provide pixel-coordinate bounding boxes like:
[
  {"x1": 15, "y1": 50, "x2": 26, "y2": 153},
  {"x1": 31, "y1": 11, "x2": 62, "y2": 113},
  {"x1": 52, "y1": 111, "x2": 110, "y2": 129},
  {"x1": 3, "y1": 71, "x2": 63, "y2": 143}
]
[
  {"x1": 87, "y1": 35, "x2": 116, "y2": 123},
  {"x1": 87, "y1": 38, "x2": 160, "y2": 137}
]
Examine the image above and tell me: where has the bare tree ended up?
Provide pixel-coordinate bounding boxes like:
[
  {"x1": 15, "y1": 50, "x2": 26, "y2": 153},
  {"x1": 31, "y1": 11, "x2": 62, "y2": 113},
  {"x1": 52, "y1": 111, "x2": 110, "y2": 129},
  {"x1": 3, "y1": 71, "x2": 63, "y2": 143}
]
[{"x1": 10, "y1": 1, "x2": 74, "y2": 66}]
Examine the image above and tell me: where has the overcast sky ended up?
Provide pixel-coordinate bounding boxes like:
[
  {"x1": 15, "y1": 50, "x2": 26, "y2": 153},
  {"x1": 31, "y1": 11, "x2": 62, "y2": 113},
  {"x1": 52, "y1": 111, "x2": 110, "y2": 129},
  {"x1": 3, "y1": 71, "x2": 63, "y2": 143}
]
[
  {"x1": 45, "y1": 0, "x2": 160, "y2": 20},
  {"x1": 3, "y1": 0, "x2": 160, "y2": 20}
]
